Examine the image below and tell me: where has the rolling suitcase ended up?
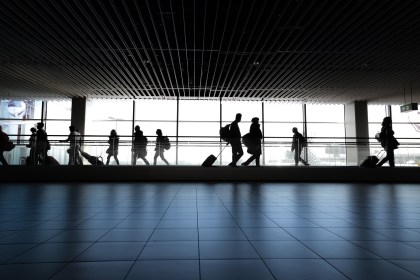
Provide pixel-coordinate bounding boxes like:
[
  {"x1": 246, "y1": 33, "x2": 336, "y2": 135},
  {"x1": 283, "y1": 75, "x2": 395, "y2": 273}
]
[
  {"x1": 202, "y1": 144, "x2": 228, "y2": 167},
  {"x1": 202, "y1": 155, "x2": 217, "y2": 167},
  {"x1": 360, "y1": 151, "x2": 384, "y2": 168}
]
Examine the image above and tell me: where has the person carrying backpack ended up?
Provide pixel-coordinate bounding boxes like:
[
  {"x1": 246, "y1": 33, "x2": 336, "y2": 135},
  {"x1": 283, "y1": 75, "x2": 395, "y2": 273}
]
[
  {"x1": 242, "y1": 117, "x2": 262, "y2": 166},
  {"x1": 377, "y1": 117, "x2": 399, "y2": 167},
  {"x1": 60, "y1": 125, "x2": 83, "y2": 165},
  {"x1": 153, "y1": 129, "x2": 169, "y2": 165},
  {"x1": 106, "y1": 129, "x2": 120, "y2": 165},
  {"x1": 291, "y1": 127, "x2": 309, "y2": 166},
  {"x1": 132, "y1": 125, "x2": 150, "y2": 165},
  {"x1": 0, "y1": 125, "x2": 10, "y2": 165},
  {"x1": 35, "y1": 122, "x2": 49, "y2": 165},
  {"x1": 228, "y1": 113, "x2": 244, "y2": 167}
]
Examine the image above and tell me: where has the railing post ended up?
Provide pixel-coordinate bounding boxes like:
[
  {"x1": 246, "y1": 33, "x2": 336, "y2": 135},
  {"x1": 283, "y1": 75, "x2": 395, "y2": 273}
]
[
  {"x1": 303, "y1": 103, "x2": 308, "y2": 163},
  {"x1": 220, "y1": 96, "x2": 223, "y2": 165},
  {"x1": 176, "y1": 96, "x2": 179, "y2": 165},
  {"x1": 262, "y1": 100, "x2": 265, "y2": 165}
]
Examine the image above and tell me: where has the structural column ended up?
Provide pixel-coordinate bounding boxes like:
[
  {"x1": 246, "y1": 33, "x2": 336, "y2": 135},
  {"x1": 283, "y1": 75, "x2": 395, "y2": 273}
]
[
  {"x1": 344, "y1": 101, "x2": 369, "y2": 166},
  {"x1": 71, "y1": 97, "x2": 86, "y2": 136}
]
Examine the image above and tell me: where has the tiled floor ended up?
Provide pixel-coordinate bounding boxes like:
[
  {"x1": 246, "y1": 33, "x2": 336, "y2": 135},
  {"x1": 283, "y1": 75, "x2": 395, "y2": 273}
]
[{"x1": 0, "y1": 182, "x2": 419, "y2": 280}]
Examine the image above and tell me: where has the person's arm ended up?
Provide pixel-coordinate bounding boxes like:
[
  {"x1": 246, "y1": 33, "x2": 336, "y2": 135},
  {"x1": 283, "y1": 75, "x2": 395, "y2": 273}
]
[{"x1": 291, "y1": 135, "x2": 295, "y2": 151}]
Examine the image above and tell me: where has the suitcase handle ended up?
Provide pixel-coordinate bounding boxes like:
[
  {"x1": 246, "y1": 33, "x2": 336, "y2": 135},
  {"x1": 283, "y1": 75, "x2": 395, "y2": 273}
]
[{"x1": 215, "y1": 143, "x2": 229, "y2": 158}]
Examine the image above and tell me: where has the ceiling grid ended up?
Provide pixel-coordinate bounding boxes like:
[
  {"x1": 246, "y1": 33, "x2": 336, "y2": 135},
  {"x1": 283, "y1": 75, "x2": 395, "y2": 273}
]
[{"x1": 0, "y1": 0, "x2": 419, "y2": 103}]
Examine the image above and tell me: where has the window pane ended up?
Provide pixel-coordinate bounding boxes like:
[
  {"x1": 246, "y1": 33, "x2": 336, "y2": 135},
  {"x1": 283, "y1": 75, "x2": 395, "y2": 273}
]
[
  {"x1": 307, "y1": 123, "x2": 345, "y2": 138},
  {"x1": 46, "y1": 100, "x2": 71, "y2": 120},
  {"x1": 368, "y1": 105, "x2": 387, "y2": 123},
  {"x1": 179, "y1": 100, "x2": 219, "y2": 121},
  {"x1": 0, "y1": 100, "x2": 42, "y2": 120},
  {"x1": 264, "y1": 102, "x2": 303, "y2": 122},
  {"x1": 306, "y1": 104, "x2": 344, "y2": 122},
  {"x1": 135, "y1": 100, "x2": 177, "y2": 121}
]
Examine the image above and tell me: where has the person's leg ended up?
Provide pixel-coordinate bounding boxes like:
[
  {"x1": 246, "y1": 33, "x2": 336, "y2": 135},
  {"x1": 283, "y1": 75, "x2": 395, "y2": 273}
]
[
  {"x1": 232, "y1": 142, "x2": 243, "y2": 164},
  {"x1": 294, "y1": 149, "x2": 299, "y2": 166},
  {"x1": 231, "y1": 143, "x2": 238, "y2": 164},
  {"x1": 229, "y1": 143, "x2": 239, "y2": 166},
  {"x1": 298, "y1": 148, "x2": 309, "y2": 165},
  {"x1": 114, "y1": 155, "x2": 120, "y2": 165},
  {"x1": 39, "y1": 152, "x2": 47, "y2": 165},
  {"x1": 255, "y1": 155, "x2": 260, "y2": 166},
  {"x1": 0, "y1": 151, "x2": 8, "y2": 165},
  {"x1": 140, "y1": 156, "x2": 150, "y2": 165},
  {"x1": 242, "y1": 154, "x2": 256, "y2": 166},
  {"x1": 76, "y1": 155, "x2": 83, "y2": 165},
  {"x1": 132, "y1": 151, "x2": 137, "y2": 165},
  {"x1": 106, "y1": 154, "x2": 111, "y2": 165},
  {"x1": 160, "y1": 151, "x2": 169, "y2": 165},
  {"x1": 388, "y1": 149, "x2": 395, "y2": 167},
  {"x1": 153, "y1": 151, "x2": 159, "y2": 165},
  {"x1": 236, "y1": 145, "x2": 244, "y2": 163},
  {"x1": 68, "y1": 151, "x2": 75, "y2": 165}
]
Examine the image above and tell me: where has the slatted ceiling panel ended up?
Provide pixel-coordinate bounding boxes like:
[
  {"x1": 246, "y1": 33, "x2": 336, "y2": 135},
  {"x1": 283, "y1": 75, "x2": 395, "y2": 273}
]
[{"x1": 0, "y1": 0, "x2": 419, "y2": 103}]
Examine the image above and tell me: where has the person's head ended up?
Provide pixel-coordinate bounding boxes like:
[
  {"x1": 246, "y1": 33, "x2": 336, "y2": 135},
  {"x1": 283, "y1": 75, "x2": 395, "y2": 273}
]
[
  {"x1": 292, "y1": 127, "x2": 298, "y2": 133},
  {"x1": 69, "y1": 125, "x2": 76, "y2": 132},
  {"x1": 30, "y1": 127, "x2": 36, "y2": 133},
  {"x1": 37, "y1": 122, "x2": 44, "y2": 129},
  {"x1": 135, "y1": 125, "x2": 140, "y2": 132},
  {"x1": 382, "y1": 116, "x2": 392, "y2": 126},
  {"x1": 110, "y1": 129, "x2": 117, "y2": 136},
  {"x1": 251, "y1": 117, "x2": 259, "y2": 124},
  {"x1": 235, "y1": 113, "x2": 242, "y2": 122},
  {"x1": 156, "y1": 129, "x2": 162, "y2": 136}
]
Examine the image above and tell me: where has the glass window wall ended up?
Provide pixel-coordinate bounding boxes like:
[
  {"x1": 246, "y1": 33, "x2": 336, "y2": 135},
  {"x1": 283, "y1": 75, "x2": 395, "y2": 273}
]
[
  {"x1": 85, "y1": 99, "x2": 133, "y2": 165},
  {"x1": 264, "y1": 102, "x2": 303, "y2": 166},
  {"x1": 134, "y1": 99, "x2": 177, "y2": 165},
  {"x1": 306, "y1": 104, "x2": 345, "y2": 166},
  {"x1": 178, "y1": 100, "x2": 220, "y2": 165},
  {"x1": 1, "y1": 100, "x2": 41, "y2": 165}
]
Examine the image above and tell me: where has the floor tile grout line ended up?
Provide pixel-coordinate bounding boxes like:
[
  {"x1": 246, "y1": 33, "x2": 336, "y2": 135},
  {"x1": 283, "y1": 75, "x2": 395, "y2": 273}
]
[
  {"x1": 195, "y1": 184, "x2": 202, "y2": 280},
  {"x1": 211, "y1": 186, "x2": 279, "y2": 280},
  {"x1": 122, "y1": 183, "x2": 184, "y2": 280},
  {"x1": 224, "y1": 185, "x2": 354, "y2": 280},
  {"x1": 44, "y1": 222, "x2": 136, "y2": 277},
  {"x1": 44, "y1": 187, "x2": 163, "y2": 280}
]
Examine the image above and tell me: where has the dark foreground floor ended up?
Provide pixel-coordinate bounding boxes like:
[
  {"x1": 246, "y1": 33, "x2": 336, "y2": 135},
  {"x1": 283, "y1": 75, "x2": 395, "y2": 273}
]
[{"x1": 0, "y1": 182, "x2": 419, "y2": 280}]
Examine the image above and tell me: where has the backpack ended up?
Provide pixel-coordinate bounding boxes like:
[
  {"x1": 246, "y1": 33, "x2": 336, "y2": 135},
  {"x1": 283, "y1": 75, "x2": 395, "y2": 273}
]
[
  {"x1": 219, "y1": 124, "x2": 231, "y2": 142},
  {"x1": 140, "y1": 136, "x2": 148, "y2": 147},
  {"x1": 298, "y1": 134, "x2": 308, "y2": 147},
  {"x1": 242, "y1": 133, "x2": 258, "y2": 154},
  {"x1": 300, "y1": 136, "x2": 308, "y2": 147},
  {"x1": 162, "y1": 136, "x2": 171, "y2": 150}
]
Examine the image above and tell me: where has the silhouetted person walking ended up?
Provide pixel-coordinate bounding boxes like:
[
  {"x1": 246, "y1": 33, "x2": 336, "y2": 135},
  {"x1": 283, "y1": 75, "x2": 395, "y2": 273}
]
[
  {"x1": 377, "y1": 116, "x2": 399, "y2": 167},
  {"x1": 26, "y1": 127, "x2": 37, "y2": 165},
  {"x1": 35, "y1": 122, "x2": 49, "y2": 165},
  {"x1": 132, "y1": 125, "x2": 150, "y2": 165},
  {"x1": 292, "y1": 127, "x2": 309, "y2": 166},
  {"x1": 0, "y1": 125, "x2": 10, "y2": 165},
  {"x1": 106, "y1": 129, "x2": 120, "y2": 165},
  {"x1": 228, "y1": 113, "x2": 243, "y2": 167},
  {"x1": 242, "y1": 117, "x2": 262, "y2": 166},
  {"x1": 153, "y1": 129, "x2": 169, "y2": 165},
  {"x1": 61, "y1": 125, "x2": 83, "y2": 165}
]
